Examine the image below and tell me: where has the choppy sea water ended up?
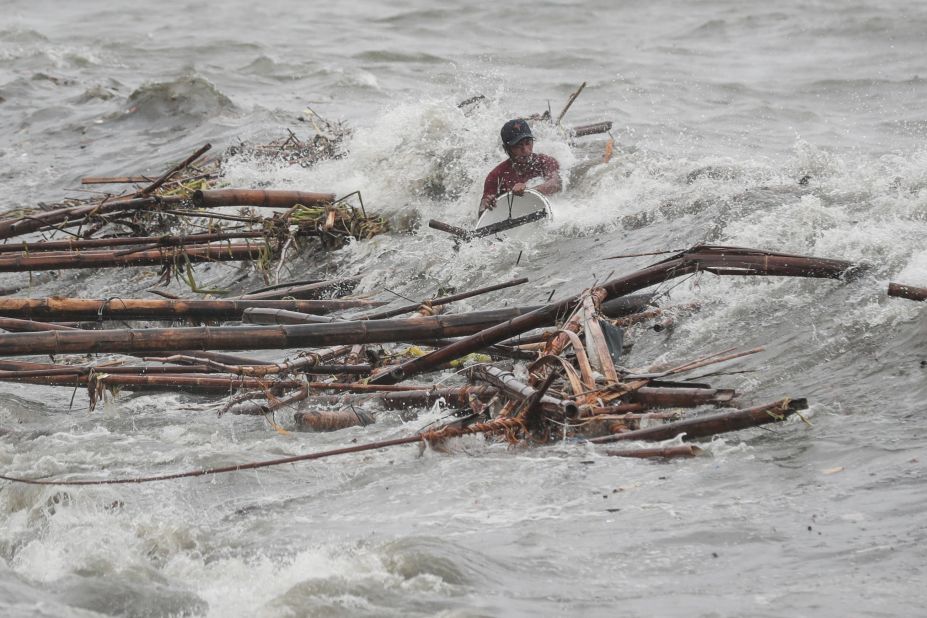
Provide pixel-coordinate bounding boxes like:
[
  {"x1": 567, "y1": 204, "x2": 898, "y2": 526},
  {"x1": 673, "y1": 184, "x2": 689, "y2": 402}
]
[{"x1": 1, "y1": 1, "x2": 926, "y2": 616}]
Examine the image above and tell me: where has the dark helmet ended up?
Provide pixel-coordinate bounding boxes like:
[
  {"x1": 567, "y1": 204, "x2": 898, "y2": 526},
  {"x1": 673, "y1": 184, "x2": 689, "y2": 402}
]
[{"x1": 500, "y1": 118, "x2": 534, "y2": 147}]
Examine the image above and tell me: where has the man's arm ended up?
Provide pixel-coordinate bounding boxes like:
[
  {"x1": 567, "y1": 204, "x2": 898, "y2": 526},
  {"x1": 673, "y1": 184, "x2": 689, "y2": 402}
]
[
  {"x1": 480, "y1": 165, "x2": 502, "y2": 215},
  {"x1": 531, "y1": 155, "x2": 562, "y2": 196},
  {"x1": 479, "y1": 194, "x2": 496, "y2": 215},
  {"x1": 532, "y1": 170, "x2": 562, "y2": 196}
]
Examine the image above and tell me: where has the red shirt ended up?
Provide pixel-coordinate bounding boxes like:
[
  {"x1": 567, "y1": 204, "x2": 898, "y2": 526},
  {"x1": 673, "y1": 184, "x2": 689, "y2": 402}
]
[{"x1": 482, "y1": 154, "x2": 559, "y2": 201}]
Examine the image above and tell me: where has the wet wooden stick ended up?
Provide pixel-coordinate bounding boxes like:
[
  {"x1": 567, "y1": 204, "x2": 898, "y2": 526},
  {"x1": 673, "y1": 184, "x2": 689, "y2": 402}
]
[{"x1": 556, "y1": 81, "x2": 586, "y2": 125}]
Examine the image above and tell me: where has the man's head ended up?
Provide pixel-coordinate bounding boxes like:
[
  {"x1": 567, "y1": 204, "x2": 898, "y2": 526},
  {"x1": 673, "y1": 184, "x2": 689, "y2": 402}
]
[
  {"x1": 501, "y1": 119, "x2": 533, "y2": 147},
  {"x1": 501, "y1": 119, "x2": 535, "y2": 162}
]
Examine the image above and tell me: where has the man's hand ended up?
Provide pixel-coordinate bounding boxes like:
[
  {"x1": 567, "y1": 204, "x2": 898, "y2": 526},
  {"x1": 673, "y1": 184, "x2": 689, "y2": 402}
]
[
  {"x1": 511, "y1": 182, "x2": 527, "y2": 196},
  {"x1": 479, "y1": 196, "x2": 496, "y2": 216}
]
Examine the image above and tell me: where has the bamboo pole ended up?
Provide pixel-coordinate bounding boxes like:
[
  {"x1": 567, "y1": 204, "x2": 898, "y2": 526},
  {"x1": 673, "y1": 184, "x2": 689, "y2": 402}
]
[
  {"x1": 294, "y1": 409, "x2": 376, "y2": 431},
  {"x1": 193, "y1": 189, "x2": 335, "y2": 209},
  {"x1": 0, "y1": 231, "x2": 267, "y2": 254},
  {"x1": 630, "y1": 387, "x2": 736, "y2": 407},
  {"x1": 0, "y1": 306, "x2": 550, "y2": 356},
  {"x1": 90, "y1": 374, "x2": 302, "y2": 393},
  {"x1": 604, "y1": 445, "x2": 702, "y2": 459},
  {"x1": 0, "y1": 243, "x2": 270, "y2": 272},
  {"x1": 588, "y1": 398, "x2": 807, "y2": 444},
  {"x1": 0, "y1": 298, "x2": 382, "y2": 321}
]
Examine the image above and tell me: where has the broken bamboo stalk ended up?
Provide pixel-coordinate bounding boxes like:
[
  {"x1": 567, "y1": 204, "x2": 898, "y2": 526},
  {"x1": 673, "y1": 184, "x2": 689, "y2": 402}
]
[
  {"x1": 588, "y1": 398, "x2": 808, "y2": 444},
  {"x1": 471, "y1": 365, "x2": 578, "y2": 417},
  {"x1": 888, "y1": 282, "x2": 927, "y2": 302},
  {"x1": 294, "y1": 409, "x2": 376, "y2": 431},
  {"x1": 571, "y1": 121, "x2": 612, "y2": 137},
  {"x1": 139, "y1": 143, "x2": 212, "y2": 196},
  {"x1": 556, "y1": 81, "x2": 586, "y2": 125}
]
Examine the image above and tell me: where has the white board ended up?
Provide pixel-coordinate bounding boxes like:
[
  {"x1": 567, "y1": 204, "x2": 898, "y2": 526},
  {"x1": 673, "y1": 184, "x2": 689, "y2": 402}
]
[{"x1": 475, "y1": 189, "x2": 552, "y2": 230}]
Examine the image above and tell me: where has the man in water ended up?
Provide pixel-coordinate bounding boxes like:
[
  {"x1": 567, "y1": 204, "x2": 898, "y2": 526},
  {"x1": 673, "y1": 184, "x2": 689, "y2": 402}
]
[{"x1": 478, "y1": 118, "x2": 562, "y2": 217}]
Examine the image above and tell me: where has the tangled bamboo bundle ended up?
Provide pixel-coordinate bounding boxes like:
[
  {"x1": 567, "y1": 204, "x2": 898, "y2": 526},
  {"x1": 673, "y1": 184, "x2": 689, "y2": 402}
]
[{"x1": 288, "y1": 203, "x2": 389, "y2": 240}]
